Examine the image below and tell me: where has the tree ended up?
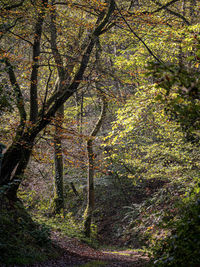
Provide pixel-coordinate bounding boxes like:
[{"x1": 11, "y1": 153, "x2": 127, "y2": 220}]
[
  {"x1": 50, "y1": 1, "x2": 65, "y2": 214},
  {"x1": 84, "y1": 87, "x2": 108, "y2": 237},
  {"x1": 0, "y1": 0, "x2": 115, "y2": 200}
]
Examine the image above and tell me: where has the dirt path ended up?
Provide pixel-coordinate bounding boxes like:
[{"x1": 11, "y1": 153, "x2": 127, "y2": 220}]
[{"x1": 28, "y1": 232, "x2": 149, "y2": 267}]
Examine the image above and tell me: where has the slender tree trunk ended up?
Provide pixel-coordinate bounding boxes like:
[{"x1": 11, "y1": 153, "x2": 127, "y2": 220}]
[
  {"x1": 0, "y1": 144, "x2": 6, "y2": 180},
  {"x1": 84, "y1": 138, "x2": 95, "y2": 237},
  {"x1": 53, "y1": 104, "x2": 64, "y2": 214},
  {"x1": 75, "y1": 91, "x2": 84, "y2": 136},
  {"x1": 80, "y1": 92, "x2": 84, "y2": 136},
  {"x1": 84, "y1": 89, "x2": 107, "y2": 237}
]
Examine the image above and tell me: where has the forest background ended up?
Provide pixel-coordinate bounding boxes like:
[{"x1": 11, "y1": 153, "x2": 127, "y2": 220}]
[{"x1": 0, "y1": 0, "x2": 200, "y2": 266}]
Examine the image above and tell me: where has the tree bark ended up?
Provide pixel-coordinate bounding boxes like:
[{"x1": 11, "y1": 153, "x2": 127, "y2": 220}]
[
  {"x1": 53, "y1": 104, "x2": 65, "y2": 214},
  {"x1": 50, "y1": 1, "x2": 65, "y2": 214},
  {"x1": 0, "y1": 133, "x2": 35, "y2": 199},
  {"x1": 84, "y1": 89, "x2": 108, "y2": 237},
  {"x1": 30, "y1": 0, "x2": 48, "y2": 123}
]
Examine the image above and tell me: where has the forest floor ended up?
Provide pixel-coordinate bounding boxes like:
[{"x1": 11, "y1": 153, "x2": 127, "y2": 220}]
[{"x1": 26, "y1": 231, "x2": 149, "y2": 267}]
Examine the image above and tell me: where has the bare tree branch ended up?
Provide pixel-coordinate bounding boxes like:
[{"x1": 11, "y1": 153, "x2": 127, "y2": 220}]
[
  {"x1": 0, "y1": 18, "x2": 22, "y2": 41},
  {"x1": 2, "y1": 0, "x2": 25, "y2": 10},
  {"x1": 150, "y1": 0, "x2": 190, "y2": 25},
  {"x1": 114, "y1": 1, "x2": 163, "y2": 64},
  {"x1": 151, "y1": 0, "x2": 180, "y2": 13},
  {"x1": 7, "y1": 30, "x2": 33, "y2": 46}
]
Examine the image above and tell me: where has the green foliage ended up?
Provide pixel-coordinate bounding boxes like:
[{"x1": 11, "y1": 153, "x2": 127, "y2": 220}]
[
  {"x1": 146, "y1": 24, "x2": 200, "y2": 141},
  {"x1": 151, "y1": 183, "x2": 200, "y2": 266},
  {"x1": 103, "y1": 85, "x2": 199, "y2": 186},
  {"x1": 34, "y1": 212, "x2": 83, "y2": 238},
  {"x1": 19, "y1": 188, "x2": 84, "y2": 237}
]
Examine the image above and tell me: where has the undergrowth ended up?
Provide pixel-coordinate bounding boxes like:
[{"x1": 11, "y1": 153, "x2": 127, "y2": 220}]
[
  {"x1": 122, "y1": 178, "x2": 200, "y2": 266},
  {"x1": 151, "y1": 183, "x2": 200, "y2": 266},
  {"x1": 0, "y1": 197, "x2": 59, "y2": 265}
]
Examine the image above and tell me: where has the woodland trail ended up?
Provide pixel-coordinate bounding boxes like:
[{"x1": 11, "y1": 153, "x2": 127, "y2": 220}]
[{"x1": 27, "y1": 232, "x2": 149, "y2": 267}]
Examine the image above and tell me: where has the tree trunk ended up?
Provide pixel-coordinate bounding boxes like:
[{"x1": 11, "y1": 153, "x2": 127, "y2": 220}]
[
  {"x1": 84, "y1": 89, "x2": 107, "y2": 237},
  {"x1": 0, "y1": 144, "x2": 6, "y2": 179},
  {"x1": 5, "y1": 146, "x2": 33, "y2": 201},
  {"x1": 53, "y1": 104, "x2": 64, "y2": 214},
  {"x1": 75, "y1": 91, "x2": 84, "y2": 136},
  {"x1": 84, "y1": 139, "x2": 95, "y2": 237},
  {"x1": 0, "y1": 134, "x2": 35, "y2": 200}
]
